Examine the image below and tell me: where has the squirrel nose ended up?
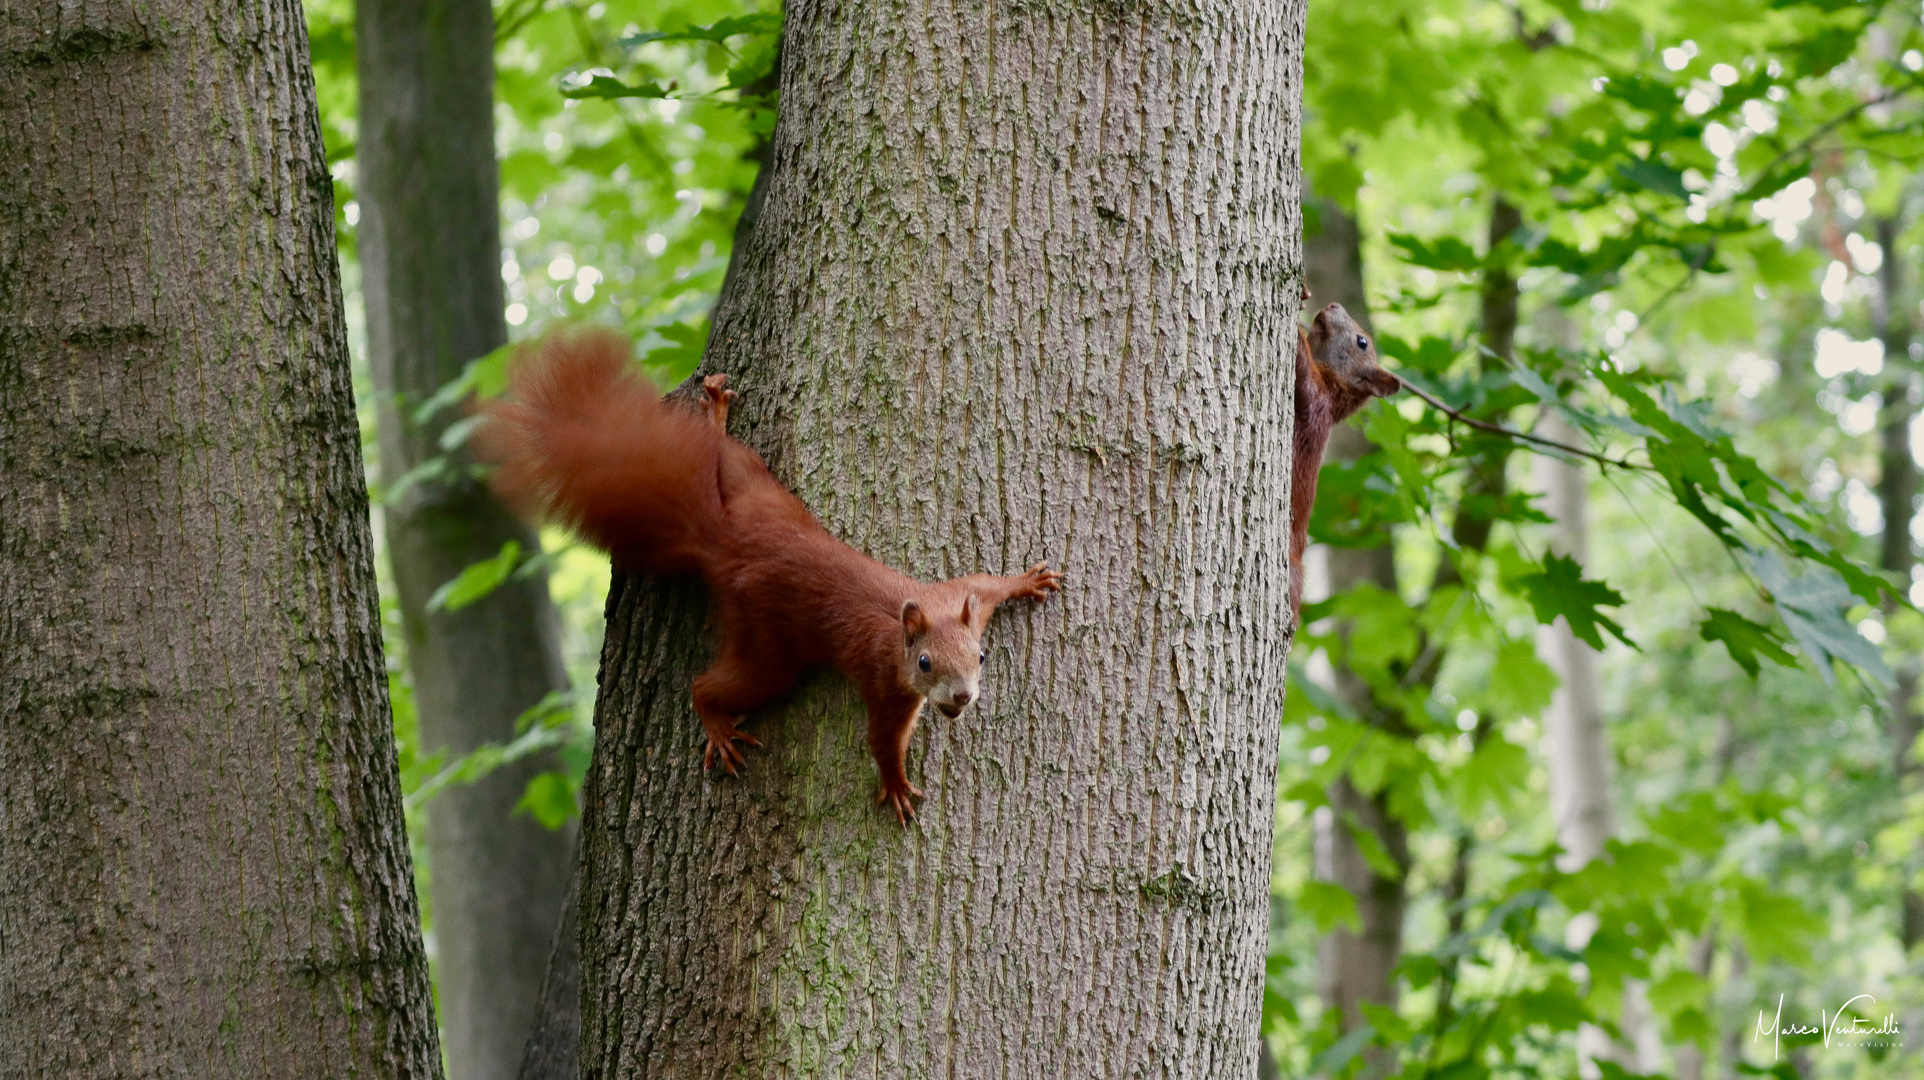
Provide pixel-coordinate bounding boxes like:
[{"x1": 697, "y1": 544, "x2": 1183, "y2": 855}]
[{"x1": 951, "y1": 689, "x2": 972, "y2": 707}]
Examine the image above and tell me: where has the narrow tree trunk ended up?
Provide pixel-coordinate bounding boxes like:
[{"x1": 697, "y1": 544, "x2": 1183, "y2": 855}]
[
  {"x1": 357, "y1": 4, "x2": 575, "y2": 1077},
  {"x1": 1675, "y1": 715, "x2": 1736, "y2": 1080},
  {"x1": 579, "y1": 2, "x2": 1307, "y2": 1075},
  {"x1": 518, "y1": 868, "x2": 583, "y2": 1080},
  {"x1": 1534, "y1": 307, "x2": 1661, "y2": 1076},
  {"x1": 1873, "y1": 216, "x2": 1923, "y2": 956},
  {"x1": 0, "y1": 5, "x2": 441, "y2": 1076},
  {"x1": 1425, "y1": 197, "x2": 1524, "y2": 1043},
  {"x1": 1304, "y1": 192, "x2": 1408, "y2": 1076}
]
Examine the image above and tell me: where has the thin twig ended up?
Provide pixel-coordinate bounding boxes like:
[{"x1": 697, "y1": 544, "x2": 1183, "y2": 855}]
[
  {"x1": 1636, "y1": 241, "x2": 1716, "y2": 325},
  {"x1": 1746, "y1": 83, "x2": 1916, "y2": 196},
  {"x1": 1396, "y1": 377, "x2": 1651, "y2": 471},
  {"x1": 1601, "y1": 469, "x2": 1709, "y2": 610}
]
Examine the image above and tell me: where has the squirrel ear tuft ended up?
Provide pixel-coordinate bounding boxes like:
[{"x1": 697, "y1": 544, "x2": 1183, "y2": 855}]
[
  {"x1": 959, "y1": 593, "x2": 978, "y2": 627},
  {"x1": 901, "y1": 600, "x2": 930, "y2": 640}
]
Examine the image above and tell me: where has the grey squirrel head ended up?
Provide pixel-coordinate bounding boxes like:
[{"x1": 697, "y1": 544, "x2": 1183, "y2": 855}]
[
  {"x1": 901, "y1": 597, "x2": 984, "y2": 719},
  {"x1": 1307, "y1": 302, "x2": 1402, "y2": 400}
]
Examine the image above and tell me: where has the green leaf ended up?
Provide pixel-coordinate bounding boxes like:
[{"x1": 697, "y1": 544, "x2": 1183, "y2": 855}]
[
  {"x1": 1342, "y1": 811, "x2": 1405, "y2": 881},
  {"x1": 1749, "y1": 551, "x2": 1893, "y2": 685},
  {"x1": 1388, "y1": 232, "x2": 1484, "y2": 272},
  {"x1": 1307, "y1": 1024, "x2": 1376, "y2": 1076},
  {"x1": 438, "y1": 413, "x2": 485, "y2": 452},
  {"x1": 1448, "y1": 737, "x2": 1531, "y2": 815},
  {"x1": 515, "y1": 771, "x2": 579, "y2": 829},
  {"x1": 1518, "y1": 553, "x2": 1635, "y2": 650},
  {"x1": 427, "y1": 540, "x2": 523, "y2": 613},
  {"x1": 1617, "y1": 158, "x2": 1688, "y2": 199},
  {"x1": 619, "y1": 13, "x2": 782, "y2": 49},
  {"x1": 1698, "y1": 608, "x2": 1795, "y2": 677},
  {"x1": 1647, "y1": 969, "x2": 1710, "y2": 1019},
  {"x1": 562, "y1": 75, "x2": 676, "y2": 101},
  {"x1": 414, "y1": 344, "x2": 512, "y2": 424},
  {"x1": 1358, "y1": 1001, "x2": 1416, "y2": 1044},
  {"x1": 1477, "y1": 638, "x2": 1559, "y2": 719},
  {"x1": 1298, "y1": 881, "x2": 1362, "y2": 934},
  {"x1": 1513, "y1": 980, "x2": 1590, "y2": 1032},
  {"x1": 1282, "y1": 779, "x2": 1330, "y2": 810},
  {"x1": 1731, "y1": 879, "x2": 1822, "y2": 964}
]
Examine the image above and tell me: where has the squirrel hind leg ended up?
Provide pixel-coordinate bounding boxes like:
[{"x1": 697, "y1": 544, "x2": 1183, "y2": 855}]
[
  {"x1": 699, "y1": 373, "x2": 737, "y2": 432},
  {"x1": 691, "y1": 655, "x2": 794, "y2": 775}
]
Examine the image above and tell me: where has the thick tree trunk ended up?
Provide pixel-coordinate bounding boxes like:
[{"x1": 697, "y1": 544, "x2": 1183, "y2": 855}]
[
  {"x1": 577, "y1": 2, "x2": 1307, "y2": 1076},
  {"x1": 0, "y1": 4, "x2": 441, "y2": 1077},
  {"x1": 1303, "y1": 193, "x2": 1407, "y2": 1074},
  {"x1": 356, "y1": 4, "x2": 575, "y2": 1078}
]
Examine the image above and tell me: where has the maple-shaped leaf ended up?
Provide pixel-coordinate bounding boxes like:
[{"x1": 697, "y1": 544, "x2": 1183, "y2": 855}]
[
  {"x1": 1518, "y1": 553, "x2": 1635, "y2": 650},
  {"x1": 1697, "y1": 607, "x2": 1795, "y2": 677}
]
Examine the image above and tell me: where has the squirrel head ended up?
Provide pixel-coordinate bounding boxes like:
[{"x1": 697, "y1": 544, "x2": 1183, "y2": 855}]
[
  {"x1": 1307, "y1": 302, "x2": 1402, "y2": 400},
  {"x1": 901, "y1": 597, "x2": 985, "y2": 719}
]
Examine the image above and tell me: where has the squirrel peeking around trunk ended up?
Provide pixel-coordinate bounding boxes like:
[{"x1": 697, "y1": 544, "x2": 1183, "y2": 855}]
[
  {"x1": 1289, "y1": 293, "x2": 1403, "y2": 629},
  {"x1": 472, "y1": 330, "x2": 1061, "y2": 823}
]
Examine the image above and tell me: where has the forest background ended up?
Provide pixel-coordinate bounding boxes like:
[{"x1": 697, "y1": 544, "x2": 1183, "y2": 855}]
[{"x1": 304, "y1": 0, "x2": 1923, "y2": 1077}]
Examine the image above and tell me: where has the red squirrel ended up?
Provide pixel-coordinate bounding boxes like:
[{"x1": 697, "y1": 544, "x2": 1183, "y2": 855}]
[
  {"x1": 474, "y1": 330, "x2": 1062, "y2": 823},
  {"x1": 1290, "y1": 295, "x2": 1402, "y2": 628}
]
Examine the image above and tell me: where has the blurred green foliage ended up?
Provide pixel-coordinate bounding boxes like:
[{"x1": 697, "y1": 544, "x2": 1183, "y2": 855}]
[{"x1": 1273, "y1": 1, "x2": 1924, "y2": 1077}]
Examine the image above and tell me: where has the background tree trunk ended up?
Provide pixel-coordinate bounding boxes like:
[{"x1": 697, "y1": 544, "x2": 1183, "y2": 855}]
[
  {"x1": 1872, "y1": 215, "x2": 1923, "y2": 958},
  {"x1": 517, "y1": 870, "x2": 583, "y2": 1080},
  {"x1": 1532, "y1": 305, "x2": 1662, "y2": 1077},
  {"x1": 356, "y1": 3, "x2": 575, "y2": 1078},
  {"x1": 1303, "y1": 192, "x2": 1408, "y2": 1078},
  {"x1": 577, "y1": 1, "x2": 1307, "y2": 1075},
  {"x1": 0, "y1": 4, "x2": 441, "y2": 1076},
  {"x1": 1534, "y1": 406, "x2": 1661, "y2": 1077}
]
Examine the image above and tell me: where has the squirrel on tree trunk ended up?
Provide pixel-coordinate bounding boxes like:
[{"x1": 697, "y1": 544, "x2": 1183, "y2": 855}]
[
  {"x1": 1289, "y1": 291, "x2": 1403, "y2": 629},
  {"x1": 473, "y1": 329, "x2": 1062, "y2": 823}
]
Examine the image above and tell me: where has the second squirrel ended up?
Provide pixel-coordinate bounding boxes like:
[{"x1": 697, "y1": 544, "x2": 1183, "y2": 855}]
[
  {"x1": 474, "y1": 330, "x2": 1062, "y2": 823},
  {"x1": 1289, "y1": 296, "x2": 1404, "y2": 628}
]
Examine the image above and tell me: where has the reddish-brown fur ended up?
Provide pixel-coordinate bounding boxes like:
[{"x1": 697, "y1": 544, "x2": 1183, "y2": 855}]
[
  {"x1": 474, "y1": 330, "x2": 1061, "y2": 823},
  {"x1": 1289, "y1": 300, "x2": 1403, "y2": 628}
]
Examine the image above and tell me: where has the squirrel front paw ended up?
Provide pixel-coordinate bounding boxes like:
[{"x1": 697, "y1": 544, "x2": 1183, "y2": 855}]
[
  {"x1": 875, "y1": 777, "x2": 924, "y2": 827},
  {"x1": 1015, "y1": 561, "x2": 1064, "y2": 601}
]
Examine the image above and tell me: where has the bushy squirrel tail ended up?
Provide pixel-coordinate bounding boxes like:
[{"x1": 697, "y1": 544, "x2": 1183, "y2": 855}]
[{"x1": 474, "y1": 328, "x2": 724, "y2": 576}]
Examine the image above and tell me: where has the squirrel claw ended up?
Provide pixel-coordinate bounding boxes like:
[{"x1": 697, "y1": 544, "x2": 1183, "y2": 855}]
[
  {"x1": 1017, "y1": 561, "x2": 1064, "y2": 600},
  {"x1": 876, "y1": 782, "x2": 921, "y2": 826},
  {"x1": 701, "y1": 723, "x2": 759, "y2": 776}
]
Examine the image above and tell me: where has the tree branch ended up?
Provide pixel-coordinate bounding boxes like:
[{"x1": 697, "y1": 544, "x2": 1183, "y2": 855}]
[
  {"x1": 1396, "y1": 377, "x2": 1652, "y2": 471},
  {"x1": 1745, "y1": 83, "x2": 1916, "y2": 197}
]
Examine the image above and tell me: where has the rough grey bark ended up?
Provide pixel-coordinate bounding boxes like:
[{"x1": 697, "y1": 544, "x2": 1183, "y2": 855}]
[
  {"x1": 1872, "y1": 216, "x2": 1923, "y2": 956},
  {"x1": 0, "y1": 4, "x2": 441, "y2": 1077},
  {"x1": 356, "y1": 4, "x2": 575, "y2": 1078},
  {"x1": 578, "y1": 1, "x2": 1308, "y2": 1076},
  {"x1": 1303, "y1": 192, "x2": 1408, "y2": 1074}
]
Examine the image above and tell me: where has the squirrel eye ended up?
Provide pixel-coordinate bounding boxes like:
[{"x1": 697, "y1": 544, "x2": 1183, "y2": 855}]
[
  {"x1": 1356, "y1": 334, "x2": 1370, "y2": 350},
  {"x1": 918, "y1": 654, "x2": 932, "y2": 673},
  {"x1": 979, "y1": 648, "x2": 988, "y2": 664}
]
